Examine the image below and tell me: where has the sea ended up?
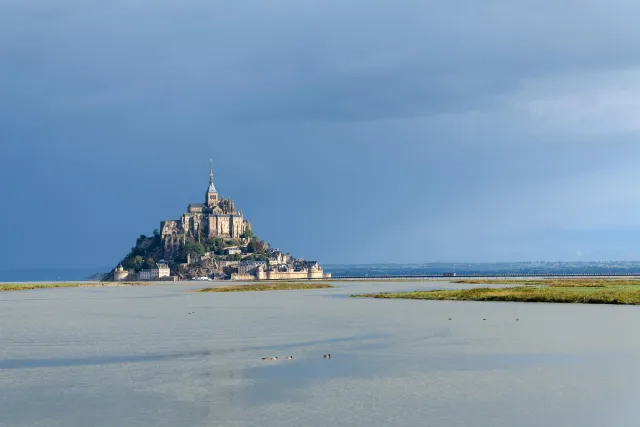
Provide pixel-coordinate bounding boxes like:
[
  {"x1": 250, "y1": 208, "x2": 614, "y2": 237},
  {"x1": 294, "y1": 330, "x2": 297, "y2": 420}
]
[
  {"x1": 4, "y1": 261, "x2": 640, "y2": 282},
  {"x1": 2, "y1": 279, "x2": 640, "y2": 426},
  {"x1": 0, "y1": 268, "x2": 110, "y2": 282}
]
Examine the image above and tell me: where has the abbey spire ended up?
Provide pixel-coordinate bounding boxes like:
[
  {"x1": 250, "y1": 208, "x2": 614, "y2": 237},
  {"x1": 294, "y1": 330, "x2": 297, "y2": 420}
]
[
  {"x1": 206, "y1": 159, "x2": 219, "y2": 206},
  {"x1": 208, "y1": 159, "x2": 217, "y2": 193}
]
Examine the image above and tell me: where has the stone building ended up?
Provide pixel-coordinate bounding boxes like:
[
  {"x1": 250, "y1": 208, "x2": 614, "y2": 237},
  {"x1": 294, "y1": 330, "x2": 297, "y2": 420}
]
[
  {"x1": 161, "y1": 160, "x2": 252, "y2": 258},
  {"x1": 269, "y1": 250, "x2": 291, "y2": 266},
  {"x1": 139, "y1": 269, "x2": 153, "y2": 281},
  {"x1": 238, "y1": 260, "x2": 267, "y2": 275},
  {"x1": 226, "y1": 247, "x2": 242, "y2": 255},
  {"x1": 156, "y1": 262, "x2": 171, "y2": 279},
  {"x1": 138, "y1": 262, "x2": 172, "y2": 281},
  {"x1": 114, "y1": 264, "x2": 129, "y2": 281},
  {"x1": 255, "y1": 262, "x2": 331, "y2": 280}
]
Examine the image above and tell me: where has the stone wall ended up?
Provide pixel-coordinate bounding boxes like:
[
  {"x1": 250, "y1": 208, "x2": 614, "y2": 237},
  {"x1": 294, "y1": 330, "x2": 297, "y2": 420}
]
[
  {"x1": 258, "y1": 271, "x2": 306, "y2": 280},
  {"x1": 230, "y1": 273, "x2": 256, "y2": 281},
  {"x1": 255, "y1": 269, "x2": 332, "y2": 280},
  {"x1": 308, "y1": 270, "x2": 329, "y2": 279}
]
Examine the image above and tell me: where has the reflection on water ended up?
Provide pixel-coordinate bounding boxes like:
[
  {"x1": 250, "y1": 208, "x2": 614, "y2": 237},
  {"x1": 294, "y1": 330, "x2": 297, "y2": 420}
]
[
  {"x1": 2, "y1": 281, "x2": 640, "y2": 427},
  {"x1": 0, "y1": 350, "x2": 215, "y2": 370},
  {"x1": 242, "y1": 332, "x2": 389, "y2": 352},
  {"x1": 242, "y1": 351, "x2": 594, "y2": 406}
]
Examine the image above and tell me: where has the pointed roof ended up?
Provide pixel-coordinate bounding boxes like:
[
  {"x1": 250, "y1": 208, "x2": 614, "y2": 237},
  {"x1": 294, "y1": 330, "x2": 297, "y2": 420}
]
[{"x1": 207, "y1": 158, "x2": 217, "y2": 193}]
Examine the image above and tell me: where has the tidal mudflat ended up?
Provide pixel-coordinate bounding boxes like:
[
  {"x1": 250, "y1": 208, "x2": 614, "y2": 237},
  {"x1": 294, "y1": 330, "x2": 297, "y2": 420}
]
[{"x1": 2, "y1": 280, "x2": 640, "y2": 427}]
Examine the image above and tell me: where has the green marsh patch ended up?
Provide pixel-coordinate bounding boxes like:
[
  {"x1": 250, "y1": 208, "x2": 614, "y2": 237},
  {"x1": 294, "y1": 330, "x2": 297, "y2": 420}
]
[
  {"x1": 353, "y1": 279, "x2": 640, "y2": 305},
  {"x1": 0, "y1": 282, "x2": 149, "y2": 292}
]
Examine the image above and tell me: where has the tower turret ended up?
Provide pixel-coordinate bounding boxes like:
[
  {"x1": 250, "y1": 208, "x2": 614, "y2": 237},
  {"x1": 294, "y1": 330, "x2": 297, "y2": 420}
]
[{"x1": 206, "y1": 159, "x2": 219, "y2": 207}]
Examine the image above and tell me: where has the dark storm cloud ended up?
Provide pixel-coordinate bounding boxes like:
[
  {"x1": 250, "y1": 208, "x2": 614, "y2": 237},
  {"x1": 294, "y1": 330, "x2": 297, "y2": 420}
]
[{"x1": 1, "y1": 0, "x2": 640, "y2": 268}]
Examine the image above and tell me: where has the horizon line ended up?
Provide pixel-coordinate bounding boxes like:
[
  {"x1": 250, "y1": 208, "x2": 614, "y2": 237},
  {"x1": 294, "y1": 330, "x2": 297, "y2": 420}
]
[{"x1": 4, "y1": 260, "x2": 640, "y2": 272}]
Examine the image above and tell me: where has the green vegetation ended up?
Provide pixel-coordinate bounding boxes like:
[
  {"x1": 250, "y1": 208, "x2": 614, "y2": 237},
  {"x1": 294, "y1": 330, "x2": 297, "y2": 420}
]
[
  {"x1": 247, "y1": 237, "x2": 268, "y2": 254},
  {"x1": 140, "y1": 226, "x2": 266, "y2": 269},
  {"x1": 200, "y1": 237, "x2": 233, "y2": 255},
  {"x1": 0, "y1": 282, "x2": 149, "y2": 292},
  {"x1": 121, "y1": 233, "x2": 163, "y2": 271},
  {"x1": 183, "y1": 240, "x2": 206, "y2": 257},
  {"x1": 199, "y1": 282, "x2": 334, "y2": 292},
  {"x1": 244, "y1": 253, "x2": 269, "y2": 262},
  {"x1": 184, "y1": 236, "x2": 255, "y2": 259},
  {"x1": 352, "y1": 279, "x2": 640, "y2": 305},
  {"x1": 228, "y1": 254, "x2": 243, "y2": 262}
]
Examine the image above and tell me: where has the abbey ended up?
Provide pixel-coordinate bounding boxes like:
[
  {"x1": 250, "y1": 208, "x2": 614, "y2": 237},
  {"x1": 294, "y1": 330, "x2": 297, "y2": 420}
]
[
  {"x1": 112, "y1": 160, "x2": 331, "y2": 281},
  {"x1": 160, "y1": 161, "x2": 251, "y2": 256}
]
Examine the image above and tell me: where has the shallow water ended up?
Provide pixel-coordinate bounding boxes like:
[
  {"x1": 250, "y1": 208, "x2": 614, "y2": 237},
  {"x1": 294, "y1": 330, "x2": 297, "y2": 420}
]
[{"x1": 2, "y1": 280, "x2": 640, "y2": 426}]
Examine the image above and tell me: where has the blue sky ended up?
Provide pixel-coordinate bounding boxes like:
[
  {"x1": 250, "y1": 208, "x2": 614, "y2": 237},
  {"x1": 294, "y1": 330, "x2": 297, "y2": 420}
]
[{"x1": 2, "y1": 0, "x2": 640, "y2": 269}]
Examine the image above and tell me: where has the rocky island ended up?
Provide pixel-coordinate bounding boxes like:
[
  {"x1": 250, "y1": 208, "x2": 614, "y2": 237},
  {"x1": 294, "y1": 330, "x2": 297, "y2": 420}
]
[{"x1": 105, "y1": 161, "x2": 331, "y2": 282}]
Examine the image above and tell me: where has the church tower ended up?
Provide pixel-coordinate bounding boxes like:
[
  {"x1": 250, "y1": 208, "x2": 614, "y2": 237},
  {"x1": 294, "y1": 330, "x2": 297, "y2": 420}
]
[{"x1": 206, "y1": 159, "x2": 219, "y2": 207}]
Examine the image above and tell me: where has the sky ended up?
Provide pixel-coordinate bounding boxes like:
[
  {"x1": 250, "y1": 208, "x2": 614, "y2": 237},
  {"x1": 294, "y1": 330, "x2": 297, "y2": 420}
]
[{"x1": 2, "y1": 0, "x2": 640, "y2": 269}]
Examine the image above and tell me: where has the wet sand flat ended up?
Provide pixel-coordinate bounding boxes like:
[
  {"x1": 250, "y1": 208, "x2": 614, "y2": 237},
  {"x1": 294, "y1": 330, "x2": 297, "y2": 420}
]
[{"x1": 2, "y1": 280, "x2": 640, "y2": 427}]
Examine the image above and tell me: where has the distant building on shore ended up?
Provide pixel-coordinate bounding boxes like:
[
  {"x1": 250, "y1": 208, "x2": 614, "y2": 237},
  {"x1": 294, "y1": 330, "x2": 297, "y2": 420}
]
[
  {"x1": 114, "y1": 264, "x2": 129, "y2": 281},
  {"x1": 255, "y1": 262, "x2": 331, "y2": 281},
  {"x1": 114, "y1": 262, "x2": 172, "y2": 281},
  {"x1": 238, "y1": 260, "x2": 267, "y2": 275}
]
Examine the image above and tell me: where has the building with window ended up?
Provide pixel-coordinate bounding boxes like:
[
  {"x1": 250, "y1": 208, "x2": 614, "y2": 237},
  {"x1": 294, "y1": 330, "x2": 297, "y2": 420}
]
[
  {"x1": 238, "y1": 260, "x2": 267, "y2": 275},
  {"x1": 161, "y1": 160, "x2": 251, "y2": 258},
  {"x1": 226, "y1": 247, "x2": 242, "y2": 255},
  {"x1": 138, "y1": 262, "x2": 172, "y2": 281}
]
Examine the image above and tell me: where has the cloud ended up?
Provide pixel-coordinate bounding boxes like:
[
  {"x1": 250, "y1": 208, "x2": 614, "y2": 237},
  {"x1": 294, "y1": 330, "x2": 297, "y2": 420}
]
[
  {"x1": 5, "y1": 0, "x2": 640, "y2": 123},
  {"x1": 510, "y1": 68, "x2": 640, "y2": 134},
  {"x1": 2, "y1": 0, "x2": 640, "y2": 267}
]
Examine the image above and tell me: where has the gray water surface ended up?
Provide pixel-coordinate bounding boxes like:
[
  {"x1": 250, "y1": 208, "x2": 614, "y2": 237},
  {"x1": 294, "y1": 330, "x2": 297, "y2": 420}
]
[{"x1": 1, "y1": 280, "x2": 640, "y2": 427}]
